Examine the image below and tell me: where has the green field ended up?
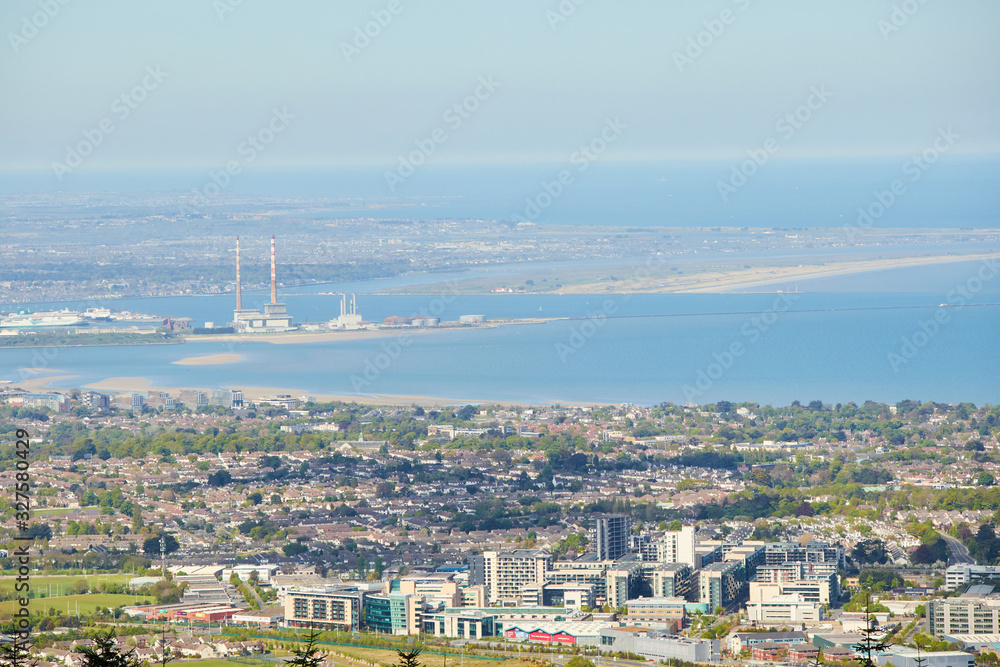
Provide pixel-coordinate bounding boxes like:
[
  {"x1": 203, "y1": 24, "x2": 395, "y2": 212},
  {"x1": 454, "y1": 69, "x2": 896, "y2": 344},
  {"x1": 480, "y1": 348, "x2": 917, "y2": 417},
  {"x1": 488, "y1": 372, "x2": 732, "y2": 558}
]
[
  {"x1": 184, "y1": 653, "x2": 524, "y2": 667},
  {"x1": 31, "y1": 507, "x2": 78, "y2": 516},
  {"x1": 1, "y1": 593, "x2": 143, "y2": 615},
  {"x1": 0, "y1": 574, "x2": 132, "y2": 596}
]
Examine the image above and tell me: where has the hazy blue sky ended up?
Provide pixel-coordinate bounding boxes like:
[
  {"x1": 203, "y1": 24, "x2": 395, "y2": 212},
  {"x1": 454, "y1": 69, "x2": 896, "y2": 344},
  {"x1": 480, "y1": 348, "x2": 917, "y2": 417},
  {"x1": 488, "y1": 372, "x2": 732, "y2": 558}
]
[{"x1": 1, "y1": 0, "x2": 998, "y2": 170}]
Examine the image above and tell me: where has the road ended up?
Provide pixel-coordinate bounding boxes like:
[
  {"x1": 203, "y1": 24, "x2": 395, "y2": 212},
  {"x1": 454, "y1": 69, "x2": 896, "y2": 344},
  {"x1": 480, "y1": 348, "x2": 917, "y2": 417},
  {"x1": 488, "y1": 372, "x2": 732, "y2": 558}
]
[{"x1": 939, "y1": 531, "x2": 975, "y2": 565}]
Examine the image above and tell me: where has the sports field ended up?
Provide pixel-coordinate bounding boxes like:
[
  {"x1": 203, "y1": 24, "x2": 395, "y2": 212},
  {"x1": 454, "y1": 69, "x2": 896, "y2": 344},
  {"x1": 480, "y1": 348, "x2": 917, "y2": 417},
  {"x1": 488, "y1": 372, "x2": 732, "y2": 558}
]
[
  {"x1": 0, "y1": 574, "x2": 133, "y2": 596},
  {"x1": 1, "y1": 593, "x2": 143, "y2": 615}
]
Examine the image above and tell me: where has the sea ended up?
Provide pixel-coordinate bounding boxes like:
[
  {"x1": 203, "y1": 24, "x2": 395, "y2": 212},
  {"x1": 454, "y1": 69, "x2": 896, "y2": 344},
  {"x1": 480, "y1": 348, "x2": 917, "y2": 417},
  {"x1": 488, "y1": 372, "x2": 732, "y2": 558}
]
[
  {"x1": 1, "y1": 159, "x2": 998, "y2": 406},
  {"x1": 1, "y1": 261, "x2": 998, "y2": 407}
]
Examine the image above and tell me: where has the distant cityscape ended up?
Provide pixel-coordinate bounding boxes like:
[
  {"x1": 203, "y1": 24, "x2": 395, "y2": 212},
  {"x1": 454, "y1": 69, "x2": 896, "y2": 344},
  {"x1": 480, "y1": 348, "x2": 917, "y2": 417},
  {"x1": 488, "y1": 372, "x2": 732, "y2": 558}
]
[{"x1": 2, "y1": 396, "x2": 999, "y2": 665}]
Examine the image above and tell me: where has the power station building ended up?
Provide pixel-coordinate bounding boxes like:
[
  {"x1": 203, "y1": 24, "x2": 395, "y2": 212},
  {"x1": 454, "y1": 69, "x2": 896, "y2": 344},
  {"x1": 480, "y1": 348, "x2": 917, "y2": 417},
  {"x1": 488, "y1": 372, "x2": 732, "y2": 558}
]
[
  {"x1": 230, "y1": 236, "x2": 295, "y2": 333},
  {"x1": 329, "y1": 293, "x2": 363, "y2": 329}
]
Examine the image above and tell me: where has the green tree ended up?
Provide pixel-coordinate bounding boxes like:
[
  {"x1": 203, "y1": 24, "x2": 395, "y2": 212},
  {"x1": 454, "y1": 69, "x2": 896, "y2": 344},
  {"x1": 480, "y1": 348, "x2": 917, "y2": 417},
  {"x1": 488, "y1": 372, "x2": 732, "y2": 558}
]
[
  {"x1": 394, "y1": 649, "x2": 423, "y2": 667},
  {"x1": 285, "y1": 632, "x2": 324, "y2": 667},
  {"x1": 79, "y1": 632, "x2": 142, "y2": 667},
  {"x1": 0, "y1": 639, "x2": 39, "y2": 667},
  {"x1": 978, "y1": 472, "x2": 995, "y2": 487},
  {"x1": 852, "y1": 597, "x2": 892, "y2": 667},
  {"x1": 142, "y1": 533, "x2": 179, "y2": 557}
]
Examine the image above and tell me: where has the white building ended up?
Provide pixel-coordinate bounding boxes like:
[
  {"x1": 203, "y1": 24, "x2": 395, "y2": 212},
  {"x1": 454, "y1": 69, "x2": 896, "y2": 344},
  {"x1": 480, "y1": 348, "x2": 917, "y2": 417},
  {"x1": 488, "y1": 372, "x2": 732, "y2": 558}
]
[
  {"x1": 746, "y1": 593, "x2": 824, "y2": 623},
  {"x1": 657, "y1": 526, "x2": 697, "y2": 567}
]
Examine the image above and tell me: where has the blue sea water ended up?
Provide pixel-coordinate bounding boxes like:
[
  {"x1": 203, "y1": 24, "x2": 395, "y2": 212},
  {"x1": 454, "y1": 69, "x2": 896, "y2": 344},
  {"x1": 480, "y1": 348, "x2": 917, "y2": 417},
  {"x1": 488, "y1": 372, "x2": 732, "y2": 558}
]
[
  {"x1": 2, "y1": 265, "x2": 998, "y2": 406},
  {"x1": 1, "y1": 159, "x2": 998, "y2": 405}
]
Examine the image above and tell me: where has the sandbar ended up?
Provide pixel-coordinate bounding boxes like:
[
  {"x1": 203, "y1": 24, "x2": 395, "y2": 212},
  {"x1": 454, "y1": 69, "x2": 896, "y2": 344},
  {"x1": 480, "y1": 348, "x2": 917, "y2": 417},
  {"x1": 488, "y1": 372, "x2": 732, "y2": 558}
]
[
  {"x1": 184, "y1": 328, "x2": 437, "y2": 345},
  {"x1": 183, "y1": 319, "x2": 554, "y2": 345},
  {"x1": 172, "y1": 353, "x2": 242, "y2": 366},
  {"x1": 555, "y1": 252, "x2": 1000, "y2": 294},
  {"x1": 12, "y1": 368, "x2": 76, "y2": 394}
]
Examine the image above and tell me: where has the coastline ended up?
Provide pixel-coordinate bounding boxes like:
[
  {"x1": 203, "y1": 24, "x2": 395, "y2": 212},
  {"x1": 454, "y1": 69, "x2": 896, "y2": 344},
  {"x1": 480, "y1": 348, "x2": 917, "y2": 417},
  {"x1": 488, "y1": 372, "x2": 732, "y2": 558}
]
[
  {"x1": 552, "y1": 252, "x2": 1000, "y2": 295},
  {"x1": 11, "y1": 369, "x2": 591, "y2": 407},
  {"x1": 184, "y1": 318, "x2": 556, "y2": 345}
]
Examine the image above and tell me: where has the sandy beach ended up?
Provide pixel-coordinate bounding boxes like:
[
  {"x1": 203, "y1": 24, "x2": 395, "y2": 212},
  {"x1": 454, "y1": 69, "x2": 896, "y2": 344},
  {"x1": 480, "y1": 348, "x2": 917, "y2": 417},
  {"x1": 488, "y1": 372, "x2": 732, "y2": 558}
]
[
  {"x1": 13, "y1": 368, "x2": 77, "y2": 394},
  {"x1": 184, "y1": 319, "x2": 555, "y2": 345},
  {"x1": 185, "y1": 328, "x2": 440, "y2": 345},
  {"x1": 555, "y1": 252, "x2": 1000, "y2": 294},
  {"x1": 172, "y1": 353, "x2": 243, "y2": 365}
]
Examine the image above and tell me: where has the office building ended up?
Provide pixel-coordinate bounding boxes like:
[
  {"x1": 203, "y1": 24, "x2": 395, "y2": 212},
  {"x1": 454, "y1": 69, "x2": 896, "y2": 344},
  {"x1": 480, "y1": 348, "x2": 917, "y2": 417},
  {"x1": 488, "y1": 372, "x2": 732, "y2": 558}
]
[
  {"x1": 624, "y1": 597, "x2": 687, "y2": 625},
  {"x1": 946, "y1": 564, "x2": 1000, "y2": 591},
  {"x1": 600, "y1": 627, "x2": 719, "y2": 663},
  {"x1": 746, "y1": 593, "x2": 824, "y2": 623},
  {"x1": 929, "y1": 595, "x2": 1000, "y2": 636},
  {"x1": 873, "y1": 647, "x2": 974, "y2": 667}
]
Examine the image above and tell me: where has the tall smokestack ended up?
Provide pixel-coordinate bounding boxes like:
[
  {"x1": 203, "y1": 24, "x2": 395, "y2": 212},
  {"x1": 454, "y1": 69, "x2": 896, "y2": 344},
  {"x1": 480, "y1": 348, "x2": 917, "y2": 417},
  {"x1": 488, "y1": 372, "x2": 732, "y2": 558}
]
[
  {"x1": 352, "y1": 293, "x2": 357, "y2": 315},
  {"x1": 236, "y1": 236, "x2": 242, "y2": 310},
  {"x1": 270, "y1": 235, "x2": 277, "y2": 305}
]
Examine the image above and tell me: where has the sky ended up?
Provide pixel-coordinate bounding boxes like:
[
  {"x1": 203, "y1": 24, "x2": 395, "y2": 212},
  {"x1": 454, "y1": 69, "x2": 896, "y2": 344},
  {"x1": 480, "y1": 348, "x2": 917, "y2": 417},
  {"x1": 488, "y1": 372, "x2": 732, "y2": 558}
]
[{"x1": 1, "y1": 0, "x2": 998, "y2": 171}]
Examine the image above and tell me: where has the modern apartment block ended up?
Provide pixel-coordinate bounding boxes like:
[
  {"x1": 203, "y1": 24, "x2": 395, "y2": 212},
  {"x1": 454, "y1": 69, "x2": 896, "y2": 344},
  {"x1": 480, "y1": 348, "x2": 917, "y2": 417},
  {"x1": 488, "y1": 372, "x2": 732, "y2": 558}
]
[
  {"x1": 650, "y1": 563, "x2": 694, "y2": 600},
  {"x1": 763, "y1": 541, "x2": 843, "y2": 567},
  {"x1": 606, "y1": 561, "x2": 644, "y2": 608},
  {"x1": 657, "y1": 526, "x2": 697, "y2": 567},
  {"x1": 591, "y1": 515, "x2": 632, "y2": 560},
  {"x1": 285, "y1": 585, "x2": 373, "y2": 631},
  {"x1": 699, "y1": 560, "x2": 746, "y2": 611},
  {"x1": 482, "y1": 549, "x2": 553, "y2": 605}
]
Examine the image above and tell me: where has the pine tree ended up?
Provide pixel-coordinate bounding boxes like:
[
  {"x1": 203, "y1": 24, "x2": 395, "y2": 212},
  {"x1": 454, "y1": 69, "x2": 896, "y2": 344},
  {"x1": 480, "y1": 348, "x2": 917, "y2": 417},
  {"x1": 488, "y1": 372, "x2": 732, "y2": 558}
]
[
  {"x1": 0, "y1": 638, "x2": 38, "y2": 667},
  {"x1": 852, "y1": 595, "x2": 892, "y2": 667},
  {"x1": 79, "y1": 632, "x2": 142, "y2": 667},
  {"x1": 286, "y1": 632, "x2": 324, "y2": 667},
  {"x1": 395, "y1": 649, "x2": 423, "y2": 667}
]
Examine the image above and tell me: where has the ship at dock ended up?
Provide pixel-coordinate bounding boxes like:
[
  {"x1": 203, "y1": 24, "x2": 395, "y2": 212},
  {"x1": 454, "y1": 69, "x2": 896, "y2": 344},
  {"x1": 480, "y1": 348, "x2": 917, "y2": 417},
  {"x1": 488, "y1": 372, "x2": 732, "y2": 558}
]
[
  {"x1": 0, "y1": 308, "x2": 166, "y2": 329},
  {"x1": 0, "y1": 309, "x2": 85, "y2": 328}
]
